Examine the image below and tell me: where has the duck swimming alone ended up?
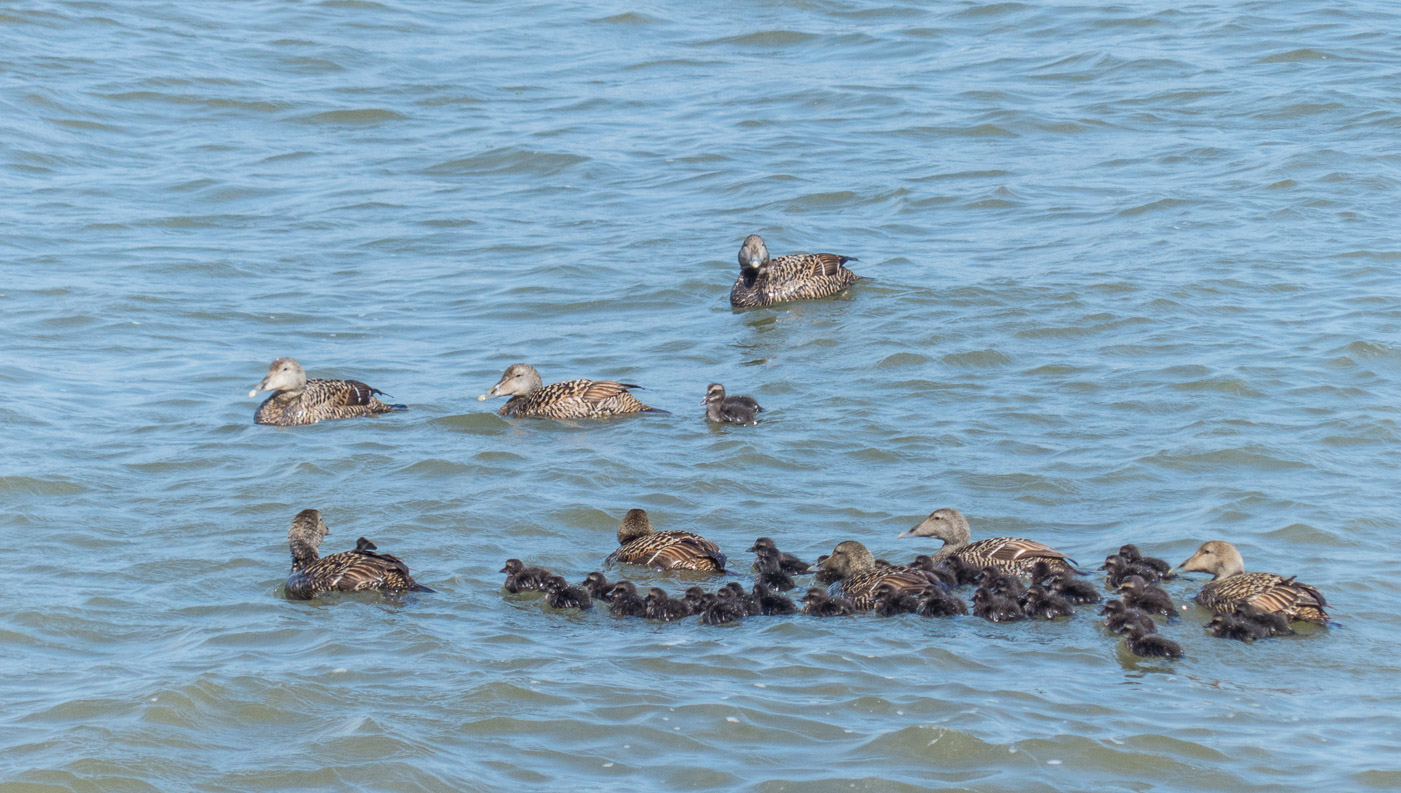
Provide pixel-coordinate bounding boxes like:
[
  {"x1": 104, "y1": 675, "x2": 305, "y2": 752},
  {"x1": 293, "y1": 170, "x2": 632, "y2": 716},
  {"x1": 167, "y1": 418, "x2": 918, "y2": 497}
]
[
  {"x1": 250, "y1": 358, "x2": 406, "y2": 426},
  {"x1": 816, "y1": 540, "x2": 946, "y2": 610},
  {"x1": 478, "y1": 363, "x2": 664, "y2": 419},
  {"x1": 898, "y1": 507, "x2": 1078, "y2": 576},
  {"x1": 702, "y1": 383, "x2": 763, "y2": 424},
  {"x1": 1177, "y1": 540, "x2": 1330, "y2": 625},
  {"x1": 603, "y1": 508, "x2": 728, "y2": 572},
  {"x1": 729, "y1": 234, "x2": 860, "y2": 308},
  {"x1": 284, "y1": 509, "x2": 432, "y2": 600}
]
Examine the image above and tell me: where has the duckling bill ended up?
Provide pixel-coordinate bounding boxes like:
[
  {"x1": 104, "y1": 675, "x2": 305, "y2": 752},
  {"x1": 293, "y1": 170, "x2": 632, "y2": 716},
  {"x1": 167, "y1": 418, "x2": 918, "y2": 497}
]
[
  {"x1": 250, "y1": 358, "x2": 406, "y2": 426},
  {"x1": 478, "y1": 363, "x2": 665, "y2": 419}
]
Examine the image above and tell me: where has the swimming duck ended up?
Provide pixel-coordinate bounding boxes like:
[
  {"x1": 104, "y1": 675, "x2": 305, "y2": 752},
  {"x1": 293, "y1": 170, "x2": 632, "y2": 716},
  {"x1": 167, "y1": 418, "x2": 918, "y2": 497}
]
[
  {"x1": 501, "y1": 559, "x2": 553, "y2": 593},
  {"x1": 607, "y1": 581, "x2": 648, "y2": 617},
  {"x1": 1177, "y1": 540, "x2": 1330, "y2": 625},
  {"x1": 1119, "y1": 544, "x2": 1174, "y2": 579},
  {"x1": 1021, "y1": 584, "x2": 1074, "y2": 620},
  {"x1": 752, "y1": 582, "x2": 797, "y2": 616},
  {"x1": 1031, "y1": 561, "x2": 1101, "y2": 605},
  {"x1": 284, "y1": 509, "x2": 432, "y2": 600},
  {"x1": 543, "y1": 576, "x2": 593, "y2": 610},
  {"x1": 699, "y1": 588, "x2": 748, "y2": 625},
  {"x1": 644, "y1": 587, "x2": 692, "y2": 621},
  {"x1": 579, "y1": 572, "x2": 616, "y2": 602},
  {"x1": 748, "y1": 537, "x2": 811, "y2": 574},
  {"x1": 1100, "y1": 600, "x2": 1157, "y2": 635},
  {"x1": 250, "y1": 358, "x2": 406, "y2": 426},
  {"x1": 478, "y1": 363, "x2": 663, "y2": 419},
  {"x1": 1116, "y1": 575, "x2": 1176, "y2": 618},
  {"x1": 1206, "y1": 606, "x2": 1294, "y2": 642},
  {"x1": 873, "y1": 588, "x2": 922, "y2": 617},
  {"x1": 1123, "y1": 624, "x2": 1183, "y2": 659},
  {"x1": 898, "y1": 507, "x2": 1078, "y2": 576},
  {"x1": 702, "y1": 384, "x2": 763, "y2": 424},
  {"x1": 730, "y1": 234, "x2": 860, "y2": 308},
  {"x1": 816, "y1": 540, "x2": 946, "y2": 610},
  {"x1": 604, "y1": 508, "x2": 728, "y2": 572}
]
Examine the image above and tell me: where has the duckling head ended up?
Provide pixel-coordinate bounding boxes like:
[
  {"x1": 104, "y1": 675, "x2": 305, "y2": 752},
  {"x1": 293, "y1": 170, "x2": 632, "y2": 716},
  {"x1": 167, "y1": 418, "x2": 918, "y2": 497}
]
[
  {"x1": 251, "y1": 357, "x2": 306, "y2": 398},
  {"x1": 1177, "y1": 540, "x2": 1244, "y2": 580},
  {"x1": 738, "y1": 234, "x2": 769, "y2": 272},
  {"x1": 617, "y1": 508, "x2": 654, "y2": 545},
  {"x1": 479, "y1": 363, "x2": 543, "y2": 401},
  {"x1": 817, "y1": 540, "x2": 876, "y2": 580},
  {"x1": 898, "y1": 507, "x2": 971, "y2": 545},
  {"x1": 701, "y1": 383, "x2": 727, "y2": 406}
]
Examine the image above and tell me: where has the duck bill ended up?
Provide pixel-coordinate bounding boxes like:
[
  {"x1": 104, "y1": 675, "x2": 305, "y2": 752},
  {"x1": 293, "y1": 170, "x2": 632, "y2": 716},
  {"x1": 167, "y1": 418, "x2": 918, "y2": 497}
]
[
  {"x1": 478, "y1": 382, "x2": 504, "y2": 401},
  {"x1": 247, "y1": 377, "x2": 271, "y2": 399}
]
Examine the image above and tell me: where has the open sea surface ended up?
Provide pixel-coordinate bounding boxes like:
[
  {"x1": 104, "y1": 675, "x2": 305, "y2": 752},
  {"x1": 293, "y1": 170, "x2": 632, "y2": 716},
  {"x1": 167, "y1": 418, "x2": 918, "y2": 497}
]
[{"x1": 3, "y1": 1, "x2": 1401, "y2": 790}]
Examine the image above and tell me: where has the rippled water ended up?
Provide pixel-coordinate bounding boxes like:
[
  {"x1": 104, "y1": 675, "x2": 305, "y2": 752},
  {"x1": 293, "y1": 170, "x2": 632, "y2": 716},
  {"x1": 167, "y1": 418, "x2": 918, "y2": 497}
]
[{"x1": 4, "y1": 0, "x2": 1401, "y2": 790}]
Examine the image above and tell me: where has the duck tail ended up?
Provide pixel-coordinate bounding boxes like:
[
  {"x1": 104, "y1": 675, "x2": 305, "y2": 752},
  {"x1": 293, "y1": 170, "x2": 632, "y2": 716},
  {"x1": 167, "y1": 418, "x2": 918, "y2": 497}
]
[
  {"x1": 388, "y1": 404, "x2": 409, "y2": 412},
  {"x1": 410, "y1": 582, "x2": 436, "y2": 593},
  {"x1": 642, "y1": 406, "x2": 671, "y2": 415}
]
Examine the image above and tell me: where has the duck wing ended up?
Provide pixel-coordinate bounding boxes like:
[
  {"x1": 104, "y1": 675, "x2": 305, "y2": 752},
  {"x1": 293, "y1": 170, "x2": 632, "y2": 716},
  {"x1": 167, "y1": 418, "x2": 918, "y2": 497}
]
[{"x1": 973, "y1": 536, "x2": 1076, "y2": 565}]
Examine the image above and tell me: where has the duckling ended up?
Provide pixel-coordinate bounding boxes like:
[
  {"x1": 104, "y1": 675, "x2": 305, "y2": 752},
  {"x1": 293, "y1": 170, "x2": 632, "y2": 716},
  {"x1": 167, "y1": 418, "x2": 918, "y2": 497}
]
[
  {"x1": 756, "y1": 565, "x2": 797, "y2": 593},
  {"x1": 702, "y1": 383, "x2": 763, "y2": 424},
  {"x1": 1021, "y1": 584, "x2": 1075, "y2": 620},
  {"x1": 607, "y1": 581, "x2": 648, "y2": 617},
  {"x1": 500, "y1": 559, "x2": 552, "y2": 593},
  {"x1": 284, "y1": 509, "x2": 432, "y2": 600},
  {"x1": 752, "y1": 582, "x2": 797, "y2": 616},
  {"x1": 543, "y1": 576, "x2": 593, "y2": 610},
  {"x1": 874, "y1": 588, "x2": 922, "y2": 617},
  {"x1": 1119, "y1": 544, "x2": 1174, "y2": 579},
  {"x1": 604, "y1": 509, "x2": 727, "y2": 572},
  {"x1": 250, "y1": 358, "x2": 406, "y2": 426},
  {"x1": 1116, "y1": 575, "x2": 1176, "y2": 618},
  {"x1": 899, "y1": 508, "x2": 1078, "y2": 576},
  {"x1": 972, "y1": 585, "x2": 1025, "y2": 623},
  {"x1": 908, "y1": 555, "x2": 960, "y2": 589},
  {"x1": 816, "y1": 540, "x2": 948, "y2": 610},
  {"x1": 748, "y1": 537, "x2": 811, "y2": 574},
  {"x1": 478, "y1": 363, "x2": 665, "y2": 419},
  {"x1": 580, "y1": 571, "x2": 615, "y2": 602},
  {"x1": 1206, "y1": 612, "x2": 1267, "y2": 642},
  {"x1": 1123, "y1": 625, "x2": 1183, "y2": 659},
  {"x1": 917, "y1": 585, "x2": 969, "y2": 617},
  {"x1": 722, "y1": 581, "x2": 763, "y2": 617},
  {"x1": 1031, "y1": 561, "x2": 1101, "y2": 605},
  {"x1": 1100, "y1": 600, "x2": 1157, "y2": 635},
  {"x1": 1101, "y1": 551, "x2": 1169, "y2": 588},
  {"x1": 801, "y1": 587, "x2": 856, "y2": 617},
  {"x1": 730, "y1": 234, "x2": 861, "y2": 308},
  {"x1": 698, "y1": 588, "x2": 748, "y2": 625},
  {"x1": 1177, "y1": 540, "x2": 1330, "y2": 625},
  {"x1": 644, "y1": 587, "x2": 692, "y2": 621},
  {"x1": 681, "y1": 586, "x2": 714, "y2": 614}
]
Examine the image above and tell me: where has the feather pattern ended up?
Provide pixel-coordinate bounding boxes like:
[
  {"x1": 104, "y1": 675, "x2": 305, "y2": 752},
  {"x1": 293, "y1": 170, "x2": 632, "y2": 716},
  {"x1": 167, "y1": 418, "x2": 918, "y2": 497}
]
[
  {"x1": 958, "y1": 536, "x2": 1076, "y2": 576},
  {"x1": 605, "y1": 530, "x2": 728, "y2": 572},
  {"x1": 284, "y1": 509, "x2": 432, "y2": 600},
  {"x1": 481, "y1": 363, "x2": 661, "y2": 419},
  {"x1": 1178, "y1": 540, "x2": 1330, "y2": 625},
  {"x1": 830, "y1": 566, "x2": 943, "y2": 611},
  {"x1": 730, "y1": 235, "x2": 860, "y2": 308},
  {"x1": 251, "y1": 358, "x2": 404, "y2": 426}
]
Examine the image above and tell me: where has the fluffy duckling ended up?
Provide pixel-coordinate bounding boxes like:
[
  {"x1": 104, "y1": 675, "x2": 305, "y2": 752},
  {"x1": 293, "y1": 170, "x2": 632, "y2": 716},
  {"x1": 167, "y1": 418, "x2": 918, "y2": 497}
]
[
  {"x1": 1206, "y1": 605, "x2": 1294, "y2": 642},
  {"x1": 644, "y1": 587, "x2": 692, "y2": 621},
  {"x1": 284, "y1": 509, "x2": 431, "y2": 600},
  {"x1": 730, "y1": 234, "x2": 861, "y2": 308},
  {"x1": 501, "y1": 559, "x2": 553, "y2": 593},
  {"x1": 1123, "y1": 625, "x2": 1183, "y2": 659},
  {"x1": 251, "y1": 358, "x2": 406, "y2": 426},
  {"x1": 748, "y1": 537, "x2": 811, "y2": 574},
  {"x1": 917, "y1": 586, "x2": 969, "y2": 617},
  {"x1": 702, "y1": 383, "x2": 763, "y2": 424},
  {"x1": 580, "y1": 572, "x2": 615, "y2": 602},
  {"x1": 543, "y1": 576, "x2": 593, "y2": 610},
  {"x1": 478, "y1": 363, "x2": 664, "y2": 419},
  {"x1": 1119, "y1": 544, "x2": 1174, "y2": 579},
  {"x1": 681, "y1": 586, "x2": 714, "y2": 614},
  {"x1": 1177, "y1": 540, "x2": 1330, "y2": 625},
  {"x1": 874, "y1": 589, "x2": 922, "y2": 617},
  {"x1": 604, "y1": 509, "x2": 728, "y2": 572},
  {"x1": 1021, "y1": 584, "x2": 1075, "y2": 620},
  {"x1": 1031, "y1": 561, "x2": 1100, "y2": 605},
  {"x1": 899, "y1": 508, "x2": 1078, "y2": 576},
  {"x1": 698, "y1": 588, "x2": 748, "y2": 625},
  {"x1": 1100, "y1": 600, "x2": 1157, "y2": 635},
  {"x1": 801, "y1": 587, "x2": 856, "y2": 617},
  {"x1": 752, "y1": 582, "x2": 797, "y2": 616},
  {"x1": 817, "y1": 540, "x2": 948, "y2": 610},
  {"x1": 1117, "y1": 575, "x2": 1176, "y2": 618},
  {"x1": 972, "y1": 585, "x2": 1025, "y2": 623},
  {"x1": 607, "y1": 581, "x2": 648, "y2": 617}
]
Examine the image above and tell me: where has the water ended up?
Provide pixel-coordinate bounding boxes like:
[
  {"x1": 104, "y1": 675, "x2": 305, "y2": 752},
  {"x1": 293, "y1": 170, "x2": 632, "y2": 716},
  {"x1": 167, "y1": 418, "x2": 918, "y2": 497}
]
[{"x1": 3, "y1": 0, "x2": 1401, "y2": 790}]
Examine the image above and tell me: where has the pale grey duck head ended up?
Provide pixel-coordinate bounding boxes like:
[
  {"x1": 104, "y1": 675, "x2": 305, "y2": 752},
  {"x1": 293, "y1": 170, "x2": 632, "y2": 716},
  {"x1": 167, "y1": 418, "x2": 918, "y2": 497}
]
[
  {"x1": 738, "y1": 234, "x2": 769, "y2": 272},
  {"x1": 479, "y1": 363, "x2": 544, "y2": 401},
  {"x1": 250, "y1": 357, "x2": 307, "y2": 398},
  {"x1": 617, "y1": 508, "x2": 654, "y2": 545},
  {"x1": 1177, "y1": 540, "x2": 1245, "y2": 580},
  {"x1": 898, "y1": 507, "x2": 971, "y2": 548},
  {"x1": 701, "y1": 383, "x2": 726, "y2": 406},
  {"x1": 816, "y1": 540, "x2": 877, "y2": 581}
]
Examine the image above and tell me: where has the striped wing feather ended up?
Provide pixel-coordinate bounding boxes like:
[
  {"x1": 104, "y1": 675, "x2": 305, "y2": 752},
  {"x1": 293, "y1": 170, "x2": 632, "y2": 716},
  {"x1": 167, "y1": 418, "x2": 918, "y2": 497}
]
[
  {"x1": 607, "y1": 531, "x2": 726, "y2": 571},
  {"x1": 1202, "y1": 572, "x2": 1330, "y2": 623},
  {"x1": 288, "y1": 548, "x2": 422, "y2": 598},
  {"x1": 964, "y1": 537, "x2": 1076, "y2": 573},
  {"x1": 835, "y1": 566, "x2": 940, "y2": 610},
  {"x1": 503, "y1": 379, "x2": 652, "y2": 418}
]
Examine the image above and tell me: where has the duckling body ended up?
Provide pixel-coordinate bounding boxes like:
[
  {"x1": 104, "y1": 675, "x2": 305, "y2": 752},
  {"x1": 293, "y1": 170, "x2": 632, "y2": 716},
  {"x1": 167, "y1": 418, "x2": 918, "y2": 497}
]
[
  {"x1": 1123, "y1": 625, "x2": 1183, "y2": 659},
  {"x1": 604, "y1": 508, "x2": 728, "y2": 572},
  {"x1": 284, "y1": 509, "x2": 431, "y2": 600},
  {"x1": 501, "y1": 559, "x2": 553, "y2": 593},
  {"x1": 608, "y1": 582, "x2": 648, "y2": 617},
  {"x1": 1177, "y1": 541, "x2": 1330, "y2": 625},
  {"x1": 1100, "y1": 600, "x2": 1156, "y2": 635},
  {"x1": 730, "y1": 234, "x2": 860, "y2": 308},
  {"x1": 702, "y1": 383, "x2": 763, "y2": 424},
  {"x1": 898, "y1": 508, "x2": 1077, "y2": 576},
  {"x1": 1117, "y1": 575, "x2": 1176, "y2": 618},
  {"x1": 817, "y1": 540, "x2": 945, "y2": 610},
  {"x1": 479, "y1": 363, "x2": 663, "y2": 419},
  {"x1": 802, "y1": 587, "x2": 856, "y2": 617},
  {"x1": 251, "y1": 358, "x2": 405, "y2": 426},
  {"x1": 543, "y1": 576, "x2": 593, "y2": 610},
  {"x1": 748, "y1": 537, "x2": 810, "y2": 574}
]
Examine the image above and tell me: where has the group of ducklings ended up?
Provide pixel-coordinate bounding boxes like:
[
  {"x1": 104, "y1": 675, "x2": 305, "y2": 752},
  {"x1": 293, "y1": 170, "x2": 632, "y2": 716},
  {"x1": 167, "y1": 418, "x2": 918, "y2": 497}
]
[{"x1": 263, "y1": 235, "x2": 1332, "y2": 660}]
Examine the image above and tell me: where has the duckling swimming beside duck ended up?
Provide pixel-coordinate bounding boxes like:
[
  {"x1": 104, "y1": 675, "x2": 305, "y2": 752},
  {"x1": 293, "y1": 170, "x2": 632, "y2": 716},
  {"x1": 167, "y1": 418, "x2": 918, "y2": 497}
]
[
  {"x1": 250, "y1": 358, "x2": 406, "y2": 426},
  {"x1": 898, "y1": 507, "x2": 1078, "y2": 577},
  {"x1": 1177, "y1": 540, "x2": 1330, "y2": 625},
  {"x1": 702, "y1": 384, "x2": 763, "y2": 425},
  {"x1": 478, "y1": 363, "x2": 664, "y2": 419},
  {"x1": 604, "y1": 508, "x2": 728, "y2": 572},
  {"x1": 730, "y1": 234, "x2": 860, "y2": 308},
  {"x1": 284, "y1": 509, "x2": 432, "y2": 600}
]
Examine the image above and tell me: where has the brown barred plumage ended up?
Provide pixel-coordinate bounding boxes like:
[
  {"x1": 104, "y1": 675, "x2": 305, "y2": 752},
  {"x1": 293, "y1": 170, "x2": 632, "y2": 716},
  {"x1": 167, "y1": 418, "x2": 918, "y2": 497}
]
[
  {"x1": 603, "y1": 508, "x2": 727, "y2": 572},
  {"x1": 251, "y1": 358, "x2": 405, "y2": 426},
  {"x1": 1178, "y1": 540, "x2": 1329, "y2": 625},
  {"x1": 730, "y1": 234, "x2": 860, "y2": 308},
  {"x1": 817, "y1": 540, "x2": 945, "y2": 610},
  {"x1": 478, "y1": 363, "x2": 663, "y2": 419},
  {"x1": 898, "y1": 507, "x2": 1077, "y2": 576},
  {"x1": 284, "y1": 509, "x2": 432, "y2": 600}
]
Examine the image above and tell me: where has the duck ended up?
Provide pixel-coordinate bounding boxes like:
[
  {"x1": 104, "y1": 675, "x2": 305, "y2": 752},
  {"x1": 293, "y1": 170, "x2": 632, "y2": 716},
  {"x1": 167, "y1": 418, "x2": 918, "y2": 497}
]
[
  {"x1": 543, "y1": 576, "x2": 593, "y2": 610},
  {"x1": 250, "y1": 358, "x2": 406, "y2": 426},
  {"x1": 644, "y1": 587, "x2": 692, "y2": 621},
  {"x1": 579, "y1": 572, "x2": 616, "y2": 602},
  {"x1": 607, "y1": 581, "x2": 648, "y2": 617},
  {"x1": 284, "y1": 509, "x2": 432, "y2": 600},
  {"x1": 604, "y1": 508, "x2": 728, "y2": 572},
  {"x1": 898, "y1": 507, "x2": 1078, "y2": 577},
  {"x1": 1031, "y1": 561, "x2": 1100, "y2": 605},
  {"x1": 752, "y1": 582, "x2": 797, "y2": 616},
  {"x1": 702, "y1": 383, "x2": 763, "y2": 424},
  {"x1": 874, "y1": 588, "x2": 921, "y2": 617},
  {"x1": 698, "y1": 588, "x2": 748, "y2": 625},
  {"x1": 1176, "y1": 540, "x2": 1330, "y2": 625},
  {"x1": 501, "y1": 559, "x2": 553, "y2": 593},
  {"x1": 748, "y1": 537, "x2": 810, "y2": 574},
  {"x1": 1116, "y1": 575, "x2": 1176, "y2": 618},
  {"x1": 1123, "y1": 624, "x2": 1183, "y2": 659},
  {"x1": 1119, "y1": 544, "x2": 1174, "y2": 579},
  {"x1": 1206, "y1": 605, "x2": 1294, "y2": 642},
  {"x1": 916, "y1": 585, "x2": 969, "y2": 617},
  {"x1": 478, "y1": 363, "x2": 663, "y2": 419},
  {"x1": 730, "y1": 234, "x2": 860, "y2": 308},
  {"x1": 816, "y1": 540, "x2": 946, "y2": 610},
  {"x1": 1021, "y1": 584, "x2": 1074, "y2": 620},
  {"x1": 801, "y1": 587, "x2": 856, "y2": 617},
  {"x1": 1100, "y1": 600, "x2": 1157, "y2": 635}
]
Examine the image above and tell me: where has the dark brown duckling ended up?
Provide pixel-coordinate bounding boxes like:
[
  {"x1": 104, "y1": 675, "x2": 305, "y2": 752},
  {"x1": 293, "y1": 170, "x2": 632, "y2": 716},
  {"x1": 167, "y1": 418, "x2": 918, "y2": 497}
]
[
  {"x1": 1119, "y1": 544, "x2": 1174, "y2": 579},
  {"x1": 874, "y1": 588, "x2": 922, "y2": 617},
  {"x1": 817, "y1": 541, "x2": 946, "y2": 610},
  {"x1": 722, "y1": 581, "x2": 762, "y2": 617},
  {"x1": 644, "y1": 587, "x2": 692, "y2": 621},
  {"x1": 478, "y1": 363, "x2": 665, "y2": 419},
  {"x1": 604, "y1": 508, "x2": 727, "y2": 572},
  {"x1": 1100, "y1": 599, "x2": 1157, "y2": 635},
  {"x1": 730, "y1": 234, "x2": 860, "y2": 309},
  {"x1": 702, "y1": 383, "x2": 763, "y2": 425},
  {"x1": 501, "y1": 558, "x2": 553, "y2": 593},
  {"x1": 1177, "y1": 540, "x2": 1330, "y2": 625},
  {"x1": 284, "y1": 509, "x2": 432, "y2": 600},
  {"x1": 580, "y1": 572, "x2": 615, "y2": 602},
  {"x1": 1031, "y1": 561, "x2": 1101, "y2": 605},
  {"x1": 748, "y1": 537, "x2": 811, "y2": 574},
  {"x1": 608, "y1": 581, "x2": 648, "y2": 618},
  {"x1": 752, "y1": 582, "x2": 797, "y2": 616},
  {"x1": 1101, "y1": 553, "x2": 1167, "y2": 587},
  {"x1": 1206, "y1": 612, "x2": 1266, "y2": 642},
  {"x1": 899, "y1": 507, "x2": 1078, "y2": 576},
  {"x1": 681, "y1": 586, "x2": 714, "y2": 614},
  {"x1": 699, "y1": 588, "x2": 748, "y2": 625},
  {"x1": 916, "y1": 585, "x2": 969, "y2": 617},
  {"x1": 1021, "y1": 584, "x2": 1075, "y2": 620},
  {"x1": 543, "y1": 576, "x2": 593, "y2": 610},
  {"x1": 756, "y1": 565, "x2": 797, "y2": 592},
  {"x1": 909, "y1": 555, "x2": 959, "y2": 589},
  {"x1": 1117, "y1": 575, "x2": 1176, "y2": 618},
  {"x1": 972, "y1": 585, "x2": 1025, "y2": 623},
  {"x1": 801, "y1": 587, "x2": 856, "y2": 617},
  {"x1": 251, "y1": 358, "x2": 406, "y2": 426},
  {"x1": 1123, "y1": 624, "x2": 1183, "y2": 658}
]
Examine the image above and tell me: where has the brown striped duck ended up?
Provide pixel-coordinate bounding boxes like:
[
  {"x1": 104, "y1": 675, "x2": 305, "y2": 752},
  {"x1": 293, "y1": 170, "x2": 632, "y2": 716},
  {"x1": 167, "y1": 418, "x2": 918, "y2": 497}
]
[
  {"x1": 1176, "y1": 540, "x2": 1330, "y2": 625},
  {"x1": 478, "y1": 363, "x2": 664, "y2": 419},
  {"x1": 898, "y1": 507, "x2": 1077, "y2": 576},
  {"x1": 603, "y1": 508, "x2": 727, "y2": 572},
  {"x1": 250, "y1": 357, "x2": 405, "y2": 426},
  {"x1": 730, "y1": 234, "x2": 860, "y2": 308},
  {"x1": 816, "y1": 540, "x2": 944, "y2": 611},
  {"x1": 284, "y1": 508, "x2": 432, "y2": 600}
]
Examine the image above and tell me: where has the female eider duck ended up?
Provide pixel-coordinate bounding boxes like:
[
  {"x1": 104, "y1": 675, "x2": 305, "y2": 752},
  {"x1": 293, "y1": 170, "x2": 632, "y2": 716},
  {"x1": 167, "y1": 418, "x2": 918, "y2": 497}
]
[
  {"x1": 702, "y1": 383, "x2": 763, "y2": 425},
  {"x1": 730, "y1": 234, "x2": 860, "y2": 308},
  {"x1": 604, "y1": 508, "x2": 728, "y2": 572},
  {"x1": 816, "y1": 540, "x2": 946, "y2": 611},
  {"x1": 478, "y1": 363, "x2": 664, "y2": 419},
  {"x1": 1177, "y1": 540, "x2": 1330, "y2": 625},
  {"x1": 898, "y1": 507, "x2": 1078, "y2": 577},
  {"x1": 284, "y1": 509, "x2": 432, "y2": 600},
  {"x1": 250, "y1": 358, "x2": 406, "y2": 426}
]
